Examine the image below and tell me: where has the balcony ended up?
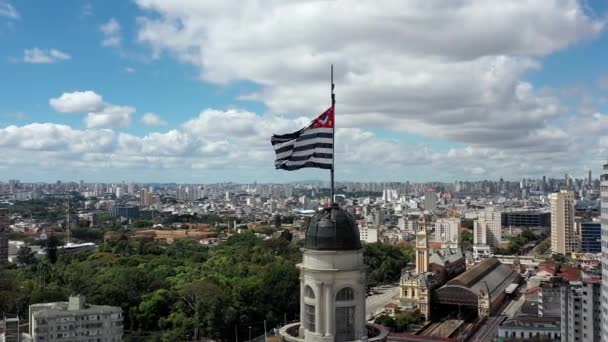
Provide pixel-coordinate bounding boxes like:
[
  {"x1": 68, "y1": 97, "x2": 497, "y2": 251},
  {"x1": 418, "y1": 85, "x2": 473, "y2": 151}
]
[{"x1": 279, "y1": 323, "x2": 389, "y2": 342}]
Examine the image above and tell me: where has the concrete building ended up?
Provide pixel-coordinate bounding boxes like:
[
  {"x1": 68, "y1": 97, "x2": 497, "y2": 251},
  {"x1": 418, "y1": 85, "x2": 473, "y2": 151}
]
[
  {"x1": 601, "y1": 162, "x2": 608, "y2": 341},
  {"x1": 579, "y1": 221, "x2": 601, "y2": 253},
  {"x1": 359, "y1": 225, "x2": 378, "y2": 243},
  {"x1": 550, "y1": 190, "x2": 577, "y2": 255},
  {"x1": 278, "y1": 204, "x2": 388, "y2": 342},
  {"x1": 29, "y1": 295, "x2": 123, "y2": 341},
  {"x1": 474, "y1": 207, "x2": 502, "y2": 248},
  {"x1": 110, "y1": 205, "x2": 139, "y2": 220},
  {"x1": 560, "y1": 276, "x2": 602, "y2": 342},
  {"x1": 501, "y1": 210, "x2": 551, "y2": 228},
  {"x1": 497, "y1": 316, "x2": 560, "y2": 341},
  {"x1": 423, "y1": 190, "x2": 437, "y2": 212},
  {"x1": 0, "y1": 208, "x2": 8, "y2": 266},
  {"x1": 434, "y1": 218, "x2": 460, "y2": 246},
  {"x1": 1, "y1": 316, "x2": 20, "y2": 342}
]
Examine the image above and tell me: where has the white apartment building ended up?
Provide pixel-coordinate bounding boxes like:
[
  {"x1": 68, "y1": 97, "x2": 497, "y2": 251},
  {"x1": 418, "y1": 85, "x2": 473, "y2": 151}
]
[
  {"x1": 434, "y1": 218, "x2": 460, "y2": 246},
  {"x1": 550, "y1": 190, "x2": 577, "y2": 255},
  {"x1": 474, "y1": 207, "x2": 502, "y2": 248}
]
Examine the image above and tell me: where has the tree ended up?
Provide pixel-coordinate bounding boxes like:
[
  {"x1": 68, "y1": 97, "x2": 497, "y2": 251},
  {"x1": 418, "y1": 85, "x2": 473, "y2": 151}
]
[
  {"x1": 16, "y1": 246, "x2": 37, "y2": 266},
  {"x1": 273, "y1": 215, "x2": 282, "y2": 229},
  {"x1": 374, "y1": 314, "x2": 396, "y2": 328},
  {"x1": 394, "y1": 312, "x2": 420, "y2": 332},
  {"x1": 460, "y1": 231, "x2": 473, "y2": 251},
  {"x1": 46, "y1": 235, "x2": 60, "y2": 264}
]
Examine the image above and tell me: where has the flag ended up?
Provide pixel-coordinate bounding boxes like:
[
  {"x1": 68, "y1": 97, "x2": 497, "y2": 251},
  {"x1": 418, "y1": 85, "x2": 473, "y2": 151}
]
[{"x1": 271, "y1": 106, "x2": 334, "y2": 171}]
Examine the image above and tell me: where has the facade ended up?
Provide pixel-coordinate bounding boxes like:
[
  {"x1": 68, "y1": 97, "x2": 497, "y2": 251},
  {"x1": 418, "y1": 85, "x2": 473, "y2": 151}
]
[
  {"x1": 601, "y1": 162, "x2": 608, "y2": 341},
  {"x1": 497, "y1": 316, "x2": 560, "y2": 341},
  {"x1": 434, "y1": 218, "x2": 460, "y2": 246},
  {"x1": 278, "y1": 204, "x2": 388, "y2": 342},
  {"x1": 0, "y1": 208, "x2": 8, "y2": 265},
  {"x1": 359, "y1": 225, "x2": 378, "y2": 243},
  {"x1": 579, "y1": 221, "x2": 601, "y2": 253},
  {"x1": 423, "y1": 190, "x2": 437, "y2": 212},
  {"x1": 110, "y1": 205, "x2": 140, "y2": 219},
  {"x1": 551, "y1": 190, "x2": 577, "y2": 255},
  {"x1": 29, "y1": 295, "x2": 123, "y2": 341},
  {"x1": 560, "y1": 277, "x2": 602, "y2": 342},
  {"x1": 474, "y1": 207, "x2": 502, "y2": 248},
  {"x1": 501, "y1": 210, "x2": 551, "y2": 228},
  {"x1": 2, "y1": 316, "x2": 20, "y2": 342}
]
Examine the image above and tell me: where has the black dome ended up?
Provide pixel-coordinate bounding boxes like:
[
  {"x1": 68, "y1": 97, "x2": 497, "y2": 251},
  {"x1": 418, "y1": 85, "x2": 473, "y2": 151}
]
[{"x1": 304, "y1": 204, "x2": 361, "y2": 250}]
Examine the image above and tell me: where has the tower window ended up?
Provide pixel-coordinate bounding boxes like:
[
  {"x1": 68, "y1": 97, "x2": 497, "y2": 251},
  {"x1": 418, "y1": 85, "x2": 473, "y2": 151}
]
[
  {"x1": 336, "y1": 287, "x2": 354, "y2": 301},
  {"x1": 304, "y1": 304, "x2": 316, "y2": 332},
  {"x1": 304, "y1": 285, "x2": 315, "y2": 299}
]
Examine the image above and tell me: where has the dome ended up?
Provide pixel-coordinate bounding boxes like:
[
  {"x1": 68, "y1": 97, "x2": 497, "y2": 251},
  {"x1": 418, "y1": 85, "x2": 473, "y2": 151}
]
[{"x1": 304, "y1": 204, "x2": 361, "y2": 250}]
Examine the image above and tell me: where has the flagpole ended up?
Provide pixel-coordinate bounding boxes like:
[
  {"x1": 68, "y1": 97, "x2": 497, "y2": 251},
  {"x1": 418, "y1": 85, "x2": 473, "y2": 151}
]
[{"x1": 331, "y1": 64, "x2": 335, "y2": 204}]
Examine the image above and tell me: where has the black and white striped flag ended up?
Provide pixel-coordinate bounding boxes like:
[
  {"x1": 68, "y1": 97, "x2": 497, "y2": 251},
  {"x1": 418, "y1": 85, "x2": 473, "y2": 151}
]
[{"x1": 271, "y1": 106, "x2": 334, "y2": 171}]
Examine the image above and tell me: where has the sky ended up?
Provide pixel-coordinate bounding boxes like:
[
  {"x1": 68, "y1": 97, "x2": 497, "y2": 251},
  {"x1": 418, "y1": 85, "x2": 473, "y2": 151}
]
[{"x1": 1, "y1": 0, "x2": 608, "y2": 183}]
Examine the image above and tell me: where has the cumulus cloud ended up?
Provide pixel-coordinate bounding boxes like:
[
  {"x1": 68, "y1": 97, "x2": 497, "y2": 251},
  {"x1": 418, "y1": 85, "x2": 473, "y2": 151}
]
[
  {"x1": 140, "y1": 112, "x2": 167, "y2": 126},
  {"x1": 0, "y1": 1, "x2": 18, "y2": 19},
  {"x1": 23, "y1": 48, "x2": 71, "y2": 63},
  {"x1": 50, "y1": 91, "x2": 136, "y2": 129},
  {"x1": 100, "y1": 18, "x2": 122, "y2": 47},
  {"x1": 132, "y1": 0, "x2": 605, "y2": 177},
  {"x1": 50, "y1": 91, "x2": 104, "y2": 113}
]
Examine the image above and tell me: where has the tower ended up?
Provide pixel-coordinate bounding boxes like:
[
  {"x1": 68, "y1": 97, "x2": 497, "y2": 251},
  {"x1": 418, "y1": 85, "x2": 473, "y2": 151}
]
[
  {"x1": 415, "y1": 216, "x2": 428, "y2": 275},
  {"x1": 478, "y1": 281, "x2": 491, "y2": 317},
  {"x1": 296, "y1": 204, "x2": 369, "y2": 342},
  {"x1": 551, "y1": 190, "x2": 577, "y2": 254}
]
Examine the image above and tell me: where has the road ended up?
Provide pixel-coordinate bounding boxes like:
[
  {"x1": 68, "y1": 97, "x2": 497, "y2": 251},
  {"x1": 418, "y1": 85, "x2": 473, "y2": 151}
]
[{"x1": 365, "y1": 284, "x2": 400, "y2": 320}]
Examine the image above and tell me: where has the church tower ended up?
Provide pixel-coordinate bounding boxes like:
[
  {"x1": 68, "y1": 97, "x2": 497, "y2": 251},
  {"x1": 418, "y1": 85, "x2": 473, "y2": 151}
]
[
  {"x1": 298, "y1": 204, "x2": 368, "y2": 342},
  {"x1": 416, "y1": 216, "x2": 429, "y2": 274}
]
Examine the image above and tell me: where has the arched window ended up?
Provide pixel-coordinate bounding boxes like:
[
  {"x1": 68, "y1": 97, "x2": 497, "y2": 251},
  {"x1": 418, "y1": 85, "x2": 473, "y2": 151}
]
[
  {"x1": 336, "y1": 287, "x2": 354, "y2": 301},
  {"x1": 304, "y1": 285, "x2": 315, "y2": 299}
]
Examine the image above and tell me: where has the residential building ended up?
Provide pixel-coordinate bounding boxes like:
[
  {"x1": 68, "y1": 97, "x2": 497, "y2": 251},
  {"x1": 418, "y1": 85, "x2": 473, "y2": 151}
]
[
  {"x1": 601, "y1": 162, "x2": 608, "y2": 340},
  {"x1": 434, "y1": 218, "x2": 460, "y2": 246},
  {"x1": 497, "y1": 316, "x2": 560, "y2": 341},
  {"x1": 579, "y1": 220, "x2": 601, "y2": 253},
  {"x1": 423, "y1": 189, "x2": 437, "y2": 212},
  {"x1": 474, "y1": 207, "x2": 502, "y2": 248},
  {"x1": 0, "y1": 208, "x2": 8, "y2": 265},
  {"x1": 359, "y1": 224, "x2": 378, "y2": 243},
  {"x1": 29, "y1": 295, "x2": 123, "y2": 341},
  {"x1": 560, "y1": 276, "x2": 602, "y2": 342},
  {"x1": 551, "y1": 190, "x2": 577, "y2": 254}
]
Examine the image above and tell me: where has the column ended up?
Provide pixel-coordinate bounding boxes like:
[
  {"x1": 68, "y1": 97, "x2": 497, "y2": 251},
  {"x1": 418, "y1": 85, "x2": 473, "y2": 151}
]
[
  {"x1": 299, "y1": 277, "x2": 305, "y2": 337},
  {"x1": 316, "y1": 282, "x2": 324, "y2": 335},
  {"x1": 324, "y1": 284, "x2": 334, "y2": 336}
]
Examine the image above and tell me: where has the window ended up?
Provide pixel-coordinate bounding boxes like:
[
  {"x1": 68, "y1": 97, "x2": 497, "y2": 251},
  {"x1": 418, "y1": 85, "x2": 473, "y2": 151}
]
[
  {"x1": 304, "y1": 285, "x2": 315, "y2": 299},
  {"x1": 305, "y1": 304, "x2": 316, "y2": 332},
  {"x1": 336, "y1": 306, "x2": 355, "y2": 341},
  {"x1": 336, "y1": 287, "x2": 354, "y2": 301}
]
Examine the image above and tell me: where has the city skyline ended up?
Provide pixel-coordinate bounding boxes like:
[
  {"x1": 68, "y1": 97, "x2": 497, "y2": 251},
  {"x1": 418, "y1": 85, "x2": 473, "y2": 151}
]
[{"x1": 2, "y1": 1, "x2": 608, "y2": 182}]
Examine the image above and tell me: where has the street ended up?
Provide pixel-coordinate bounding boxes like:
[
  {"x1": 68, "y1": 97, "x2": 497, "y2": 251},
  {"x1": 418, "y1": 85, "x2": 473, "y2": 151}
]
[{"x1": 365, "y1": 284, "x2": 400, "y2": 320}]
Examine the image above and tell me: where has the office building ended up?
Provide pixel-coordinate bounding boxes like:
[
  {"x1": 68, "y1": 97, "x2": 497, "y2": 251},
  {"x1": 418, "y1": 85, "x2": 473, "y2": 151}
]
[
  {"x1": 560, "y1": 276, "x2": 601, "y2": 342},
  {"x1": 29, "y1": 295, "x2": 122, "y2": 341},
  {"x1": 600, "y1": 162, "x2": 608, "y2": 340},
  {"x1": 501, "y1": 210, "x2": 550, "y2": 228},
  {"x1": 110, "y1": 206, "x2": 140, "y2": 220},
  {"x1": 0, "y1": 208, "x2": 8, "y2": 265},
  {"x1": 579, "y1": 221, "x2": 601, "y2": 253},
  {"x1": 474, "y1": 207, "x2": 502, "y2": 248},
  {"x1": 434, "y1": 218, "x2": 460, "y2": 246},
  {"x1": 550, "y1": 190, "x2": 577, "y2": 255},
  {"x1": 423, "y1": 189, "x2": 437, "y2": 212}
]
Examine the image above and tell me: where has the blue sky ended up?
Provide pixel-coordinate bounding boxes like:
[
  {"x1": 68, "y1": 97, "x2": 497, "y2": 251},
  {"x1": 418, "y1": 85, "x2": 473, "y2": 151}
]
[{"x1": 1, "y1": 0, "x2": 608, "y2": 183}]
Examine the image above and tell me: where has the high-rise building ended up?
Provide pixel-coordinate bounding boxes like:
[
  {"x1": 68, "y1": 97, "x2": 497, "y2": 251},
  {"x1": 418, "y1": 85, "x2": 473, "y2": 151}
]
[
  {"x1": 434, "y1": 218, "x2": 460, "y2": 246},
  {"x1": 600, "y1": 162, "x2": 608, "y2": 340},
  {"x1": 29, "y1": 295, "x2": 123, "y2": 341},
  {"x1": 474, "y1": 207, "x2": 502, "y2": 248},
  {"x1": 560, "y1": 276, "x2": 602, "y2": 342},
  {"x1": 579, "y1": 220, "x2": 601, "y2": 253},
  {"x1": 550, "y1": 190, "x2": 577, "y2": 255},
  {"x1": 0, "y1": 208, "x2": 8, "y2": 265},
  {"x1": 423, "y1": 189, "x2": 437, "y2": 212}
]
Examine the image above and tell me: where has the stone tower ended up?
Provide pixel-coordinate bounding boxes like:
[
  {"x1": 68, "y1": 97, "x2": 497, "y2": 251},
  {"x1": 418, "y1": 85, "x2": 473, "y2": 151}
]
[
  {"x1": 298, "y1": 204, "x2": 367, "y2": 342},
  {"x1": 415, "y1": 216, "x2": 428, "y2": 275}
]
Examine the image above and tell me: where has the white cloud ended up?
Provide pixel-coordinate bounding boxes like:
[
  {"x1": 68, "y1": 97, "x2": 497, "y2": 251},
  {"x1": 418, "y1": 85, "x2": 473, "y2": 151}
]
[
  {"x1": 50, "y1": 91, "x2": 104, "y2": 113},
  {"x1": 85, "y1": 105, "x2": 135, "y2": 129},
  {"x1": 140, "y1": 112, "x2": 167, "y2": 126},
  {"x1": 100, "y1": 18, "x2": 122, "y2": 47},
  {"x1": 124, "y1": 67, "x2": 136, "y2": 73},
  {"x1": 0, "y1": 1, "x2": 18, "y2": 19},
  {"x1": 50, "y1": 91, "x2": 136, "y2": 129},
  {"x1": 23, "y1": 48, "x2": 71, "y2": 64}
]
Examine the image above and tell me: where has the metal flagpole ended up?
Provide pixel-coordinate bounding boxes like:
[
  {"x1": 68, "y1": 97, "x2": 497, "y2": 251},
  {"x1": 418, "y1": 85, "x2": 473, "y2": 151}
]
[{"x1": 331, "y1": 64, "x2": 335, "y2": 203}]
